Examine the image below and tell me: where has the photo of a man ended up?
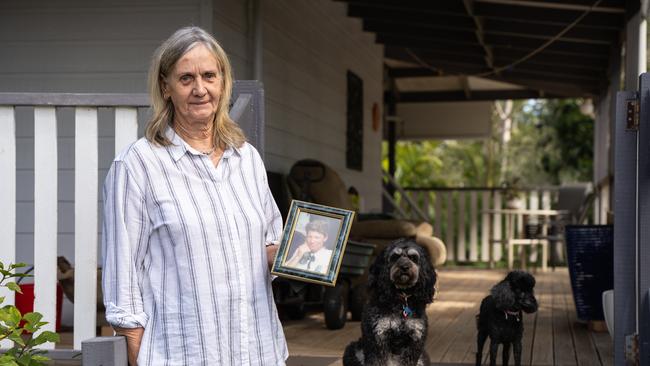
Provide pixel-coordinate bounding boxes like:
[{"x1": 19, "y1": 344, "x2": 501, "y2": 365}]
[{"x1": 285, "y1": 219, "x2": 334, "y2": 275}]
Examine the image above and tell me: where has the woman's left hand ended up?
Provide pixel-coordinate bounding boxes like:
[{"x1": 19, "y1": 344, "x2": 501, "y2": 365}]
[{"x1": 266, "y1": 244, "x2": 279, "y2": 270}]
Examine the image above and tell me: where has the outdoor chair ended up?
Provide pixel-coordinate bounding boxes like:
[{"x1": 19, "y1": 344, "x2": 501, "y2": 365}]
[{"x1": 520, "y1": 183, "x2": 594, "y2": 269}]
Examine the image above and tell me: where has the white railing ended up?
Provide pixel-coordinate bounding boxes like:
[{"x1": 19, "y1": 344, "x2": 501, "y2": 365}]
[
  {"x1": 0, "y1": 92, "x2": 147, "y2": 350},
  {"x1": 395, "y1": 187, "x2": 559, "y2": 264}
]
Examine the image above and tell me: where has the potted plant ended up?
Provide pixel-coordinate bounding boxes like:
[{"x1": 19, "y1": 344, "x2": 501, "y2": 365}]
[
  {"x1": 502, "y1": 176, "x2": 524, "y2": 209},
  {"x1": 0, "y1": 262, "x2": 59, "y2": 365}
]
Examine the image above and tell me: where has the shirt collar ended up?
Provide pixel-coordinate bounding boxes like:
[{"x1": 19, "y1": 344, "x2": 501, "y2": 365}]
[{"x1": 164, "y1": 126, "x2": 241, "y2": 162}]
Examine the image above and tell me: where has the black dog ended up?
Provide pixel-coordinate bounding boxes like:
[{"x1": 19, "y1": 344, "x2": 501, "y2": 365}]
[
  {"x1": 476, "y1": 271, "x2": 538, "y2": 366},
  {"x1": 343, "y1": 239, "x2": 437, "y2": 366}
]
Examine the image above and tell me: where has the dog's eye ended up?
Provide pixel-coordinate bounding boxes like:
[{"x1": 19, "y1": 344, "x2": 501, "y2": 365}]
[
  {"x1": 408, "y1": 254, "x2": 419, "y2": 262},
  {"x1": 389, "y1": 253, "x2": 400, "y2": 262}
]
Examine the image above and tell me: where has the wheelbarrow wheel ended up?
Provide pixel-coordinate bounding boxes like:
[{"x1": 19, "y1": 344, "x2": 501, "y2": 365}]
[
  {"x1": 349, "y1": 284, "x2": 367, "y2": 321},
  {"x1": 324, "y1": 281, "x2": 348, "y2": 330}
]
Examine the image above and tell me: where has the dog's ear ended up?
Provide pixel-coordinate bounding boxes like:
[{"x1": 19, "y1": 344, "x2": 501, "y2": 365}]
[
  {"x1": 367, "y1": 246, "x2": 388, "y2": 291},
  {"x1": 491, "y1": 279, "x2": 516, "y2": 310},
  {"x1": 417, "y1": 246, "x2": 437, "y2": 303}
]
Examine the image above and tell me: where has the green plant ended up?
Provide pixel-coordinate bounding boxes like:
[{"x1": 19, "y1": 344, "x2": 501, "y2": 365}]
[
  {"x1": 0, "y1": 262, "x2": 60, "y2": 366},
  {"x1": 502, "y1": 176, "x2": 523, "y2": 202}
]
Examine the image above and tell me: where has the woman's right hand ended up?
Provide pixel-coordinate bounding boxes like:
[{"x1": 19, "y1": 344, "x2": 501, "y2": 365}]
[
  {"x1": 286, "y1": 243, "x2": 310, "y2": 266},
  {"x1": 114, "y1": 327, "x2": 144, "y2": 366}
]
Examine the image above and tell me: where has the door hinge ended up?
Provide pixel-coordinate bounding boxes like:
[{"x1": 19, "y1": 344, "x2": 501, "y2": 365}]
[
  {"x1": 625, "y1": 333, "x2": 639, "y2": 365},
  {"x1": 626, "y1": 99, "x2": 639, "y2": 130}
]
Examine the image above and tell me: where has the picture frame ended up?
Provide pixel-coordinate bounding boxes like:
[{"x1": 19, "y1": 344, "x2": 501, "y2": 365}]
[{"x1": 271, "y1": 200, "x2": 356, "y2": 286}]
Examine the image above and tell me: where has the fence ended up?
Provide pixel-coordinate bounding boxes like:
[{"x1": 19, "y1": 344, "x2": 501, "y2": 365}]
[{"x1": 394, "y1": 186, "x2": 560, "y2": 264}]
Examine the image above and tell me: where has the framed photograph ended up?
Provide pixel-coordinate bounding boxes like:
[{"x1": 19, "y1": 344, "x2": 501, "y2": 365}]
[{"x1": 271, "y1": 200, "x2": 356, "y2": 286}]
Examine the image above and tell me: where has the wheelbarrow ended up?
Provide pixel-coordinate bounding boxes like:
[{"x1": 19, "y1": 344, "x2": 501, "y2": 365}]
[{"x1": 273, "y1": 240, "x2": 375, "y2": 329}]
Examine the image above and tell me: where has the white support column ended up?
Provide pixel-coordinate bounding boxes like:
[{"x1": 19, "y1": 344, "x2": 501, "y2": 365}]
[
  {"x1": 74, "y1": 108, "x2": 99, "y2": 349},
  {"x1": 33, "y1": 107, "x2": 58, "y2": 348},
  {"x1": 0, "y1": 107, "x2": 16, "y2": 349},
  {"x1": 626, "y1": 11, "x2": 647, "y2": 91},
  {"x1": 114, "y1": 108, "x2": 138, "y2": 155}
]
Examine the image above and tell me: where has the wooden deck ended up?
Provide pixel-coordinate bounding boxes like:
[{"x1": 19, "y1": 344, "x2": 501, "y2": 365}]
[
  {"x1": 50, "y1": 268, "x2": 611, "y2": 365},
  {"x1": 283, "y1": 268, "x2": 613, "y2": 366}
]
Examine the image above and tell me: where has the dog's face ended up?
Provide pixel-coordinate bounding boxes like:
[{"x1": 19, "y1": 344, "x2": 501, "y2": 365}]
[
  {"x1": 368, "y1": 239, "x2": 437, "y2": 304},
  {"x1": 387, "y1": 244, "x2": 421, "y2": 289},
  {"x1": 492, "y1": 270, "x2": 538, "y2": 313}
]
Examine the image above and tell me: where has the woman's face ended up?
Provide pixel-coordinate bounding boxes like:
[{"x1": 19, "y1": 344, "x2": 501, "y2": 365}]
[
  {"x1": 306, "y1": 230, "x2": 327, "y2": 253},
  {"x1": 163, "y1": 44, "x2": 222, "y2": 125}
]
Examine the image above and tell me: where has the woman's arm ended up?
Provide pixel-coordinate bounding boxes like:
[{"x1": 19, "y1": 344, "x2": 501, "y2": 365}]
[
  {"x1": 113, "y1": 327, "x2": 144, "y2": 366},
  {"x1": 102, "y1": 160, "x2": 151, "y2": 363}
]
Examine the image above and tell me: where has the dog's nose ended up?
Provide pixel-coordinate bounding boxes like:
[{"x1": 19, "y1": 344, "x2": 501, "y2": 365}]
[{"x1": 400, "y1": 263, "x2": 410, "y2": 271}]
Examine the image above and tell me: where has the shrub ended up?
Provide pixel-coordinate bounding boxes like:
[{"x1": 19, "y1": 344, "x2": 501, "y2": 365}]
[{"x1": 0, "y1": 262, "x2": 59, "y2": 366}]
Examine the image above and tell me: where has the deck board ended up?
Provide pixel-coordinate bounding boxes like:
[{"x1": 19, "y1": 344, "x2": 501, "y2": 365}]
[
  {"x1": 531, "y1": 273, "x2": 554, "y2": 366},
  {"x1": 554, "y1": 273, "x2": 578, "y2": 366}
]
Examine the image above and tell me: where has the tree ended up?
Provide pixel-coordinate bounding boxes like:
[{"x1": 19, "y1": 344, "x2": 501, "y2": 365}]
[{"x1": 383, "y1": 99, "x2": 594, "y2": 188}]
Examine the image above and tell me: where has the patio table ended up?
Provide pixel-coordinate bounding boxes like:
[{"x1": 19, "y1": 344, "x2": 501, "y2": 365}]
[{"x1": 483, "y1": 208, "x2": 568, "y2": 272}]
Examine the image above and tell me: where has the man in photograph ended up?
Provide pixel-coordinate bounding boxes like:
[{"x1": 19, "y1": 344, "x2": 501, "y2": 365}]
[{"x1": 285, "y1": 220, "x2": 333, "y2": 274}]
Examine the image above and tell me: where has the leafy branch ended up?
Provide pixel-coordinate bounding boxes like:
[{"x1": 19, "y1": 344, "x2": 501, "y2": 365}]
[{"x1": 0, "y1": 262, "x2": 60, "y2": 366}]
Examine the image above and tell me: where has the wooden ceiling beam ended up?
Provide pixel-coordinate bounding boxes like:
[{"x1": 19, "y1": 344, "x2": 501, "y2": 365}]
[
  {"x1": 484, "y1": 33, "x2": 613, "y2": 54},
  {"x1": 474, "y1": 0, "x2": 625, "y2": 14},
  {"x1": 463, "y1": 0, "x2": 496, "y2": 71},
  {"x1": 389, "y1": 62, "x2": 606, "y2": 79},
  {"x1": 473, "y1": 2, "x2": 624, "y2": 28},
  {"x1": 375, "y1": 35, "x2": 487, "y2": 55},
  {"x1": 385, "y1": 46, "x2": 487, "y2": 65},
  {"x1": 338, "y1": 0, "x2": 468, "y2": 15}
]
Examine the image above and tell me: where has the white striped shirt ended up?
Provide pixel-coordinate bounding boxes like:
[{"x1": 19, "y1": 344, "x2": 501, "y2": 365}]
[{"x1": 101, "y1": 128, "x2": 288, "y2": 366}]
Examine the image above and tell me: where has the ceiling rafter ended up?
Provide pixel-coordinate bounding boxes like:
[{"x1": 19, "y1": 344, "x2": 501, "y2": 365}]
[
  {"x1": 475, "y1": 0, "x2": 625, "y2": 13},
  {"x1": 463, "y1": 0, "x2": 496, "y2": 72}
]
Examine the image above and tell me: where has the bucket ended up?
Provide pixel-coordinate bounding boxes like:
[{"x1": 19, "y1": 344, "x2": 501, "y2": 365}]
[{"x1": 14, "y1": 283, "x2": 63, "y2": 332}]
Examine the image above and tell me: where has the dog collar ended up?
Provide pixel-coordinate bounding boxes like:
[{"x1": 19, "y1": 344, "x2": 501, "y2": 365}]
[
  {"x1": 504, "y1": 310, "x2": 521, "y2": 322},
  {"x1": 400, "y1": 293, "x2": 413, "y2": 318}
]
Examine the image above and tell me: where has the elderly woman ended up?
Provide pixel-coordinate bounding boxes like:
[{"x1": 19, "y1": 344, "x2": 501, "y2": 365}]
[{"x1": 102, "y1": 26, "x2": 287, "y2": 365}]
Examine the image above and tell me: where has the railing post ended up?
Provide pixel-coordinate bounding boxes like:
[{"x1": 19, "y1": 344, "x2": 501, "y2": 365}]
[
  {"x1": 33, "y1": 107, "x2": 58, "y2": 347},
  {"x1": 0, "y1": 107, "x2": 16, "y2": 349},
  {"x1": 114, "y1": 108, "x2": 138, "y2": 155},
  {"x1": 456, "y1": 192, "x2": 466, "y2": 261},
  {"x1": 74, "y1": 107, "x2": 99, "y2": 349},
  {"x1": 481, "y1": 191, "x2": 490, "y2": 263}
]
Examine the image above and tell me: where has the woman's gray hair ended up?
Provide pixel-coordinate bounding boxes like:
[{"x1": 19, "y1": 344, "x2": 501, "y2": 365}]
[{"x1": 145, "y1": 26, "x2": 245, "y2": 148}]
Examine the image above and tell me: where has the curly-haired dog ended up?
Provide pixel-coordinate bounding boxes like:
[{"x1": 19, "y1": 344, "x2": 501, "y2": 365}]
[
  {"x1": 343, "y1": 238, "x2": 437, "y2": 366},
  {"x1": 476, "y1": 271, "x2": 538, "y2": 366}
]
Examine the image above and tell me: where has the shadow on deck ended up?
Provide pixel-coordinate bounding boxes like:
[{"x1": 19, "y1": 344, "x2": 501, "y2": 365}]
[{"x1": 283, "y1": 268, "x2": 613, "y2": 366}]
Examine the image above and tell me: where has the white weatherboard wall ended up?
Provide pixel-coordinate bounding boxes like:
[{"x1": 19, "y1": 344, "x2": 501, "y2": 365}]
[
  {"x1": 0, "y1": 0, "x2": 210, "y2": 93},
  {"x1": 260, "y1": 0, "x2": 384, "y2": 211}
]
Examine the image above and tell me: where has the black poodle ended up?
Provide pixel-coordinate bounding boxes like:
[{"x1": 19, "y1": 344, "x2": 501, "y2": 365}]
[
  {"x1": 343, "y1": 238, "x2": 437, "y2": 366},
  {"x1": 476, "y1": 270, "x2": 538, "y2": 366}
]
